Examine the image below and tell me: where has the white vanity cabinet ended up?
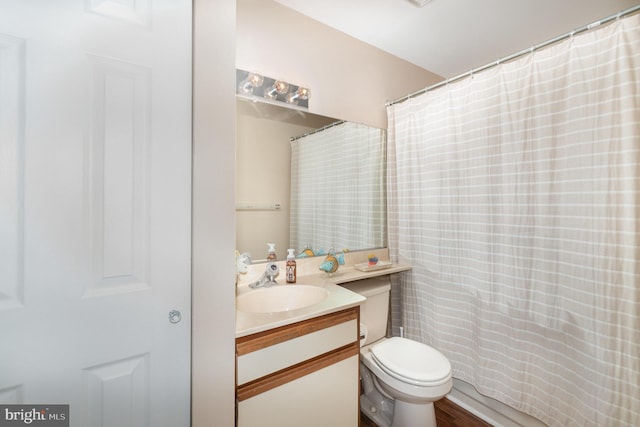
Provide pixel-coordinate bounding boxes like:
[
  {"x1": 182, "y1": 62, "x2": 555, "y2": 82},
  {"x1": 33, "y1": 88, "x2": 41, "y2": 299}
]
[{"x1": 236, "y1": 307, "x2": 361, "y2": 427}]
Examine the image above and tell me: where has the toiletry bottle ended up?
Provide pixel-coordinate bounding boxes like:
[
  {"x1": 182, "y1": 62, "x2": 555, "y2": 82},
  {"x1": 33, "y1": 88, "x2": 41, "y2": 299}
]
[
  {"x1": 266, "y1": 243, "x2": 277, "y2": 261},
  {"x1": 286, "y1": 248, "x2": 297, "y2": 283}
]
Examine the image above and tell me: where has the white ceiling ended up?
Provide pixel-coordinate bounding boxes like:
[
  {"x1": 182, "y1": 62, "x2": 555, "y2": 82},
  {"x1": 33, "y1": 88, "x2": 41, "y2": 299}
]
[{"x1": 274, "y1": 0, "x2": 639, "y2": 78}]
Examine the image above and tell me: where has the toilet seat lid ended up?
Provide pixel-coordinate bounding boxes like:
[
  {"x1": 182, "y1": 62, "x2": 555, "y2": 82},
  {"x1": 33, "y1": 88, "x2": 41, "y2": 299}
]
[{"x1": 370, "y1": 337, "x2": 451, "y2": 387}]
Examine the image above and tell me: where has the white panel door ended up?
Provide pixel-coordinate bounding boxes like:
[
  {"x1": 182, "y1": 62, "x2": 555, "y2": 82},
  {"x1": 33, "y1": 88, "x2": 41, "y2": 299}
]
[{"x1": 0, "y1": 1, "x2": 192, "y2": 426}]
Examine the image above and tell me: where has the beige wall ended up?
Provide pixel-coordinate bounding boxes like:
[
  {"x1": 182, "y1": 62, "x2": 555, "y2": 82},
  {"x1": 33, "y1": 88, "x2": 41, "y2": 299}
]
[
  {"x1": 192, "y1": 0, "x2": 236, "y2": 426},
  {"x1": 237, "y1": 0, "x2": 442, "y2": 129}
]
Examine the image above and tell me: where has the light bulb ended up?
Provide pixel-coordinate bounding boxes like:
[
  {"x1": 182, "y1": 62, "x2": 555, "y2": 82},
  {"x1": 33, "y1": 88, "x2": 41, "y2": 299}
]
[
  {"x1": 248, "y1": 73, "x2": 263, "y2": 87},
  {"x1": 264, "y1": 80, "x2": 289, "y2": 99},
  {"x1": 286, "y1": 87, "x2": 310, "y2": 104},
  {"x1": 238, "y1": 72, "x2": 264, "y2": 95}
]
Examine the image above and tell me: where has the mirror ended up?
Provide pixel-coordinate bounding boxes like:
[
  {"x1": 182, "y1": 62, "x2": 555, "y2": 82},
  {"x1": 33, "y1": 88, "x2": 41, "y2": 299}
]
[{"x1": 236, "y1": 97, "x2": 386, "y2": 261}]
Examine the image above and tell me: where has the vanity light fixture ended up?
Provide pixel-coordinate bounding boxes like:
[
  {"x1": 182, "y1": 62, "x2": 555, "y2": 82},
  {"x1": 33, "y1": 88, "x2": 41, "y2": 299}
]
[
  {"x1": 286, "y1": 87, "x2": 311, "y2": 105},
  {"x1": 264, "y1": 80, "x2": 289, "y2": 100},
  {"x1": 236, "y1": 69, "x2": 311, "y2": 109}
]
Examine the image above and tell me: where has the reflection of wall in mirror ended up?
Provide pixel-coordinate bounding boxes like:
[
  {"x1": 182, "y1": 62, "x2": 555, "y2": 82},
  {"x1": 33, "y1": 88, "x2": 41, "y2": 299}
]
[{"x1": 235, "y1": 102, "x2": 333, "y2": 261}]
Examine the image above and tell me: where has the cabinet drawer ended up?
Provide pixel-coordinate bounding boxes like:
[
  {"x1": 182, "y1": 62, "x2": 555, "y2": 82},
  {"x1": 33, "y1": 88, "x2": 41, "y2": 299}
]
[{"x1": 236, "y1": 308, "x2": 358, "y2": 386}]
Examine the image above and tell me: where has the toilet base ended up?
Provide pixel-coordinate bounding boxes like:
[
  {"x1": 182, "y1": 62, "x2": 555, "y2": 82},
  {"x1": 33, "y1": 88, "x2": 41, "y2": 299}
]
[
  {"x1": 360, "y1": 363, "x2": 393, "y2": 427},
  {"x1": 361, "y1": 393, "x2": 393, "y2": 427},
  {"x1": 360, "y1": 394, "x2": 437, "y2": 427},
  {"x1": 360, "y1": 360, "x2": 441, "y2": 427},
  {"x1": 391, "y1": 399, "x2": 436, "y2": 427}
]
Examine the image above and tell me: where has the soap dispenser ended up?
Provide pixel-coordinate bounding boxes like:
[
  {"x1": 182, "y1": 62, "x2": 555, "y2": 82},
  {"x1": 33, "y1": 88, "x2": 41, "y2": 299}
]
[
  {"x1": 266, "y1": 243, "x2": 277, "y2": 261},
  {"x1": 286, "y1": 248, "x2": 297, "y2": 283}
]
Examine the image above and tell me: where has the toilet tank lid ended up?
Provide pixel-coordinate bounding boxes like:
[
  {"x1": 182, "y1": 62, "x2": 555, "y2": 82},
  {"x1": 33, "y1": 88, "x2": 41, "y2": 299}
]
[{"x1": 340, "y1": 277, "x2": 391, "y2": 297}]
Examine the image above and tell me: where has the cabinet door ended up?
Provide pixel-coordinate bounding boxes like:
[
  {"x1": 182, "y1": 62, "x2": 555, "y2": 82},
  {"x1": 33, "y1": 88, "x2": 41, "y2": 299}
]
[{"x1": 238, "y1": 354, "x2": 359, "y2": 427}]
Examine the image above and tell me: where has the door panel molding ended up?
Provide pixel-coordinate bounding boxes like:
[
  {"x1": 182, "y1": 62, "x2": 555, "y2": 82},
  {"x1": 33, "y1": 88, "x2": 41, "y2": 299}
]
[
  {"x1": 0, "y1": 34, "x2": 25, "y2": 310},
  {"x1": 85, "y1": 55, "x2": 151, "y2": 298}
]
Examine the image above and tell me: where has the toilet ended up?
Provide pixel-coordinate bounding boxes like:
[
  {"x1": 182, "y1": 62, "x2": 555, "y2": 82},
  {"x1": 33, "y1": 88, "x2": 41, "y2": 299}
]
[{"x1": 342, "y1": 277, "x2": 452, "y2": 427}]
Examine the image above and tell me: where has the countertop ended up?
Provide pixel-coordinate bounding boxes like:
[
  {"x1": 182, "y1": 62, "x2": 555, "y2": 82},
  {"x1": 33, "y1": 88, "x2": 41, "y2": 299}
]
[{"x1": 235, "y1": 260, "x2": 412, "y2": 338}]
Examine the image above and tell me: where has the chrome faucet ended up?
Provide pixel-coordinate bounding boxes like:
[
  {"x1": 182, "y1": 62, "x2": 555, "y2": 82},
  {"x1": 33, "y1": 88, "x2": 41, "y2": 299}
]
[{"x1": 249, "y1": 263, "x2": 280, "y2": 288}]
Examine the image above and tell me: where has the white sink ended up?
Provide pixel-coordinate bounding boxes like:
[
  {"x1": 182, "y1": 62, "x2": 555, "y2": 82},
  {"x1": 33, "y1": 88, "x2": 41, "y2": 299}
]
[{"x1": 237, "y1": 285, "x2": 329, "y2": 313}]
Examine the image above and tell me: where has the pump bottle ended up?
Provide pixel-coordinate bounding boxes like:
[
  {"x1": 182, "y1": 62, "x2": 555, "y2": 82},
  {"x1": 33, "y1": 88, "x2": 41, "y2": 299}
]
[
  {"x1": 266, "y1": 243, "x2": 277, "y2": 261},
  {"x1": 286, "y1": 249, "x2": 297, "y2": 283}
]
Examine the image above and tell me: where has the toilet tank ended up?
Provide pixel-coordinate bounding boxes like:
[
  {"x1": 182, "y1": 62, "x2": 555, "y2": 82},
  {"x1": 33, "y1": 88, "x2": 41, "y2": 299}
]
[{"x1": 341, "y1": 276, "x2": 391, "y2": 346}]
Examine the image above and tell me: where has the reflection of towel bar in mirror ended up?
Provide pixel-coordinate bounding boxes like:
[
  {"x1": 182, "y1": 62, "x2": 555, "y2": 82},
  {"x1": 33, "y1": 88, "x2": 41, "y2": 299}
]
[{"x1": 236, "y1": 203, "x2": 281, "y2": 211}]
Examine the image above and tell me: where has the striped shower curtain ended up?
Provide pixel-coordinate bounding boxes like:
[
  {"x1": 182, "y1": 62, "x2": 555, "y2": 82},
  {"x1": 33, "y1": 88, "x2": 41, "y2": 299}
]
[
  {"x1": 387, "y1": 14, "x2": 639, "y2": 426},
  {"x1": 290, "y1": 121, "x2": 386, "y2": 254}
]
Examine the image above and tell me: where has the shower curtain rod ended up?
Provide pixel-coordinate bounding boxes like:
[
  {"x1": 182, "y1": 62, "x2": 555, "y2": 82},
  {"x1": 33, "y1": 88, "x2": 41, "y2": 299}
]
[
  {"x1": 290, "y1": 120, "x2": 345, "y2": 141},
  {"x1": 386, "y1": 4, "x2": 640, "y2": 107}
]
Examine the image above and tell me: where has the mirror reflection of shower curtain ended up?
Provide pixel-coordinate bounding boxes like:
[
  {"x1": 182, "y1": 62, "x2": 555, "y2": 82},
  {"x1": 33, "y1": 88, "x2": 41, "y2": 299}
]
[
  {"x1": 387, "y1": 13, "x2": 639, "y2": 427},
  {"x1": 290, "y1": 122, "x2": 386, "y2": 254}
]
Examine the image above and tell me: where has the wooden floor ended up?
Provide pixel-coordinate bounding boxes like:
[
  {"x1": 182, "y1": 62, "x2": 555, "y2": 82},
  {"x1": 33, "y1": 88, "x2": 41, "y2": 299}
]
[{"x1": 360, "y1": 397, "x2": 493, "y2": 427}]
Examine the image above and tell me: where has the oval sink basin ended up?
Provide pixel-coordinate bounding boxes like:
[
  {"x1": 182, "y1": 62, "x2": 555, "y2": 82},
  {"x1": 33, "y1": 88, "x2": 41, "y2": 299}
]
[{"x1": 237, "y1": 285, "x2": 329, "y2": 313}]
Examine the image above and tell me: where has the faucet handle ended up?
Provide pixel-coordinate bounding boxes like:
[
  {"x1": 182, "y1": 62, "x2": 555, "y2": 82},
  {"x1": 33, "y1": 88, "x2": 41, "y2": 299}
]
[
  {"x1": 249, "y1": 262, "x2": 280, "y2": 288},
  {"x1": 265, "y1": 262, "x2": 279, "y2": 281}
]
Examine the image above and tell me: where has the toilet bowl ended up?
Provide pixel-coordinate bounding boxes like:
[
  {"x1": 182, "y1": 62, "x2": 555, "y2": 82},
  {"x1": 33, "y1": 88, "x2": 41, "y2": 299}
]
[
  {"x1": 360, "y1": 337, "x2": 452, "y2": 427},
  {"x1": 341, "y1": 277, "x2": 452, "y2": 427}
]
